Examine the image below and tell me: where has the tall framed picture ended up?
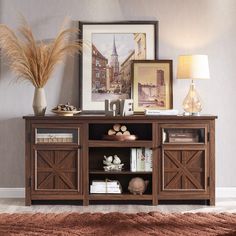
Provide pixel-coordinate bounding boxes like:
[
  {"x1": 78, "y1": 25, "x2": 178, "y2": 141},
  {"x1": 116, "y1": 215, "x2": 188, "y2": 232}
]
[
  {"x1": 78, "y1": 21, "x2": 158, "y2": 113},
  {"x1": 132, "y1": 60, "x2": 173, "y2": 113}
]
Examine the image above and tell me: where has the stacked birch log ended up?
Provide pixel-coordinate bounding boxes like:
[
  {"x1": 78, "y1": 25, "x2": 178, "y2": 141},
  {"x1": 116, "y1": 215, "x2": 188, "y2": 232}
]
[{"x1": 108, "y1": 124, "x2": 131, "y2": 136}]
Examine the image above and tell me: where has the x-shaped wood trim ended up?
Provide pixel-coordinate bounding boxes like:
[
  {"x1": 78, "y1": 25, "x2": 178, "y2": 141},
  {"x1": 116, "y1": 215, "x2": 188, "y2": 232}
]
[
  {"x1": 37, "y1": 173, "x2": 53, "y2": 189},
  {"x1": 36, "y1": 150, "x2": 77, "y2": 190},
  {"x1": 164, "y1": 150, "x2": 204, "y2": 190}
]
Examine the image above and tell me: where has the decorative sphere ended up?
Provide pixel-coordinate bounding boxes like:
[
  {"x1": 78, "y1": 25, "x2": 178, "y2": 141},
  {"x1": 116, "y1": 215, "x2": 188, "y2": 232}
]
[{"x1": 128, "y1": 177, "x2": 149, "y2": 195}]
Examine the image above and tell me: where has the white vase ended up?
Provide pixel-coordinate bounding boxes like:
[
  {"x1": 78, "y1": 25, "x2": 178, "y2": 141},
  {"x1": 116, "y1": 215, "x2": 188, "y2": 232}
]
[{"x1": 33, "y1": 87, "x2": 47, "y2": 116}]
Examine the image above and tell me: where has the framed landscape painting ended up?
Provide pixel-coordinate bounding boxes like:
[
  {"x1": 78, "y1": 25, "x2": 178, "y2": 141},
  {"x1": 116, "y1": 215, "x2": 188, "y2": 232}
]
[
  {"x1": 78, "y1": 21, "x2": 158, "y2": 113},
  {"x1": 132, "y1": 60, "x2": 173, "y2": 113}
]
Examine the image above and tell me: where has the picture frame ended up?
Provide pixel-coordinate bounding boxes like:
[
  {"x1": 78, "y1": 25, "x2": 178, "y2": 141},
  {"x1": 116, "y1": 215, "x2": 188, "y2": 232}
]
[
  {"x1": 78, "y1": 21, "x2": 158, "y2": 113},
  {"x1": 131, "y1": 60, "x2": 173, "y2": 113}
]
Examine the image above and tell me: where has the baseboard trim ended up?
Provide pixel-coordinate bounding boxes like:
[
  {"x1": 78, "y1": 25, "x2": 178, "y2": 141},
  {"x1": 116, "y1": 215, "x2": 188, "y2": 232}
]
[
  {"x1": 216, "y1": 187, "x2": 236, "y2": 198},
  {"x1": 0, "y1": 188, "x2": 25, "y2": 198},
  {"x1": 0, "y1": 187, "x2": 236, "y2": 199}
]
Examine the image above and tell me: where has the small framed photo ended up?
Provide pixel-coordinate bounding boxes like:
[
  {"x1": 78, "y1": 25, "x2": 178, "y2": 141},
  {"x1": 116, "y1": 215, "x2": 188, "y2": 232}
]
[
  {"x1": 132, "y1": 60, "x2": 173, "y2": 113},
  {"x1": 78, "y1": 21, "x2": 158, "y2": 113}
]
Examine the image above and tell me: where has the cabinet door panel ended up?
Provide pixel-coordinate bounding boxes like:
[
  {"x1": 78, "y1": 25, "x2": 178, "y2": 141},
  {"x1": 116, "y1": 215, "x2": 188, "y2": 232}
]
[
  {"x1": 34, "y1": 149, "x2": 80, "y2": 193},
  {"x1": 162, "y1": 149, "x2": 206, "y2": 192}
]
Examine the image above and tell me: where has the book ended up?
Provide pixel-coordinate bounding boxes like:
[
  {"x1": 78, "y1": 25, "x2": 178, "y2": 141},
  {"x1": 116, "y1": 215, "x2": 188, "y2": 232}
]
[
  {"x1": 145, "y1": 109, "x2": 179, "y2": 116},
  {"x1": 91, "y1": 180, "x2": 119, "y2": 188},
  {"x1": 168, "y1": 132, "x2": 198, "y2": 138},
  {"x1": 90, "y1": 186, "x2": 121, "y2": 194},
  {"x1": 136, "y1": 148, "x2": 145, "y2": 171},
  {"x1": 36, "y1": 133, "x2": 73, "y2": 143},
  {"x1": 169, "y1": 137, "x2": 199, "y2": 143},
  {"x1": 90, "y1": 189, "x2": 121, "y2": 194},
  {"x1": 90, "y1": 180, "x2": 122, "y2": 194},
  {"x1": 130, "y1": 148, "x2": 137, "y2": 172},
  {"x1": 144, "y1": 148, "x2": 152, "y2": 171},
  {"x1": 130, "y1": 148, "x2": 153, "y2": 172}
]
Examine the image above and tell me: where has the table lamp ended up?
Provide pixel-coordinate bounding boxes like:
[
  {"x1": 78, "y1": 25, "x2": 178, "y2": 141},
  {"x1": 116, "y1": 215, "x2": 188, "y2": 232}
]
[{"x1": 177, "y1": 55, "x2": 210, "y2": 115}]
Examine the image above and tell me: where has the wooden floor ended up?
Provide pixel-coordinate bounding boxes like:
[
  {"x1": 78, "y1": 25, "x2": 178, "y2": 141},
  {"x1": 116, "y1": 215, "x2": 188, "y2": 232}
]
[{"x1": 0, "y1": 198, "x2": 235, "y2": 213}]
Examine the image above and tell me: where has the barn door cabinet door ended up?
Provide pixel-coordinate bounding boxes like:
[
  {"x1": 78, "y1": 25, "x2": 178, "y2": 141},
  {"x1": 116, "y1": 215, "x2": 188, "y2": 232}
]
[
  {"x1": 31, "y1": 125, "x2": 82, "y2": 197},
  {"x1": 159, "y1": 124, "x2": 209, "y2": 196},
  {"x1": 32, "y1": 148, "x2": 81, "y2": 194}
]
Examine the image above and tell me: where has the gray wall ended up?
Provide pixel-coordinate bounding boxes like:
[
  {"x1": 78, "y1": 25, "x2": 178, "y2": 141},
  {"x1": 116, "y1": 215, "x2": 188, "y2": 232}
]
[{"x1": 0, "y1": 0, "x2": 235, "y2": 187}]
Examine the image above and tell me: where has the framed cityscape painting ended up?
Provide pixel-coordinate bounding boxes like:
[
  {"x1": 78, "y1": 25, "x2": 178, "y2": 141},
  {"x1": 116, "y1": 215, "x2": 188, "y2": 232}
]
[
  {"x1": 132, "y1": 60, "x2": 173, "y2": 113},
  {"x1": 78, "y1": 21, "x2": 158, "y2": 113}
]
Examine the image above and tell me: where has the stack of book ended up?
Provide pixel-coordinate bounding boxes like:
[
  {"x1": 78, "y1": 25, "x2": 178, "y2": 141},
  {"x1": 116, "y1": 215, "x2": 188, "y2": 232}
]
[
  {"x1": 168, "y1": 130, "x2": 199, "y2": 143},
  {"x1": 36, "y1": 133, "x2": 73, "y2": 143},
  {"x1": 90, "y1": 180, "x2": 122, "y2": 194},
  {"x1": 130, "y1": 148, "x2": 152, "y2": 172}
]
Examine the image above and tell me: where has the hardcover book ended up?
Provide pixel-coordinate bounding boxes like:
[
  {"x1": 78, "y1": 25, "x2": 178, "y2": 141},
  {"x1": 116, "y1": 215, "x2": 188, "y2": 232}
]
[
  {"x1": 136, "y1": 148, "x2": 145, "y2": 171},
  {"x1": 130, "y1": 148, "x2": 137, "y2": 171},
  {"x1": 144, "y1": 148, "x2": 152, "y2": 171}
]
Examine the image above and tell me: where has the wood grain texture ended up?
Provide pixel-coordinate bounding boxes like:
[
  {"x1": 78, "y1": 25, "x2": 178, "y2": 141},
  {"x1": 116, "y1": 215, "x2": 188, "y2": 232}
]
[
  {"x1": 25, "y1": 120, "x2": 31, "y2": 206},
  {"x1": 162, "y1": 150, "x2": 206, "y2": 191},
  {"x1": 35, "y1": 150, "x2": 78, "y2": 190},
  {"x1": 23, "y1": 115, "x2": 217, "y2": 120},
  {"x1": 24, "y1": 115, "x2": 216, "y2": 206},
  {"x1": 209, "y1": 120, "x2": 216, "y2": 205}
]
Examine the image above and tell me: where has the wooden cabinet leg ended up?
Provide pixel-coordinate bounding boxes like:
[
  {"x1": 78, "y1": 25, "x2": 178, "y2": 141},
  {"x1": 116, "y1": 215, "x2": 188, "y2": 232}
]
[
  {"x1": 152, "y1": 199, "x2": 158, "y2": 206},
  {"x1": 25, "y1": 198, "x2": 31, "y2": 206},
  {"x1": 83, "y1": 199, "x2": 89, "y2": 206},
  {"x1": 209, "y1": 198, "x2": 215, "y2": 206}
]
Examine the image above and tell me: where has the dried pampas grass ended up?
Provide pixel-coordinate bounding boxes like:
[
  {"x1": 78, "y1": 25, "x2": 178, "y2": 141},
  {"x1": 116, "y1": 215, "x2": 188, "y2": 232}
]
[{"x1": 0, "y1": 17, "x2": 82, "y2": 88}]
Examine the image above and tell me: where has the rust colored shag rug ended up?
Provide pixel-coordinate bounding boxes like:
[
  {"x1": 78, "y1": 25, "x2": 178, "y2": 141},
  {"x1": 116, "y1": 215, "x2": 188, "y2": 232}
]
[{"x1": 0, "y1": 212, "x2": 236, "y2": 236}]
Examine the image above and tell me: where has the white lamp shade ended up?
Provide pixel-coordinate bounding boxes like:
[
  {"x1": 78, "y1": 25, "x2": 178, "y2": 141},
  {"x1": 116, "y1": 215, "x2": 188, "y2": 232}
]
[{"x1": 177, "y1": 55, "x2": 210, "y2": 80}]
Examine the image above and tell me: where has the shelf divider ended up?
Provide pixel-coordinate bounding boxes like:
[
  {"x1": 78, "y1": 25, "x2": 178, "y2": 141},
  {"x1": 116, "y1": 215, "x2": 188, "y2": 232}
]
[
  {"x1": 88, "y1": 140, "x2": 153, "y2": 147},
  {"x1": 89, "y1": 170, "x2": 152, "y2": 175},
  {"x1": 89, "y1": 194, "x2": 152, "y2": 200}
]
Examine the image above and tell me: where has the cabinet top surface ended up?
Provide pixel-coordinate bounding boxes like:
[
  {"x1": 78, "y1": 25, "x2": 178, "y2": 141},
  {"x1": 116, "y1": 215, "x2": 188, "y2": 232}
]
[{"x1": 23, "y1": 114, "x2": 217, "y2": 120}]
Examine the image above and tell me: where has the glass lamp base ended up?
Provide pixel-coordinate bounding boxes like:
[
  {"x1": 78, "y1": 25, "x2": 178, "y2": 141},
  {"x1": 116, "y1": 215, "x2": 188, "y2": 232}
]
[{"x1": 183, "y1": 81, "x2": 202, "y2": 115}]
